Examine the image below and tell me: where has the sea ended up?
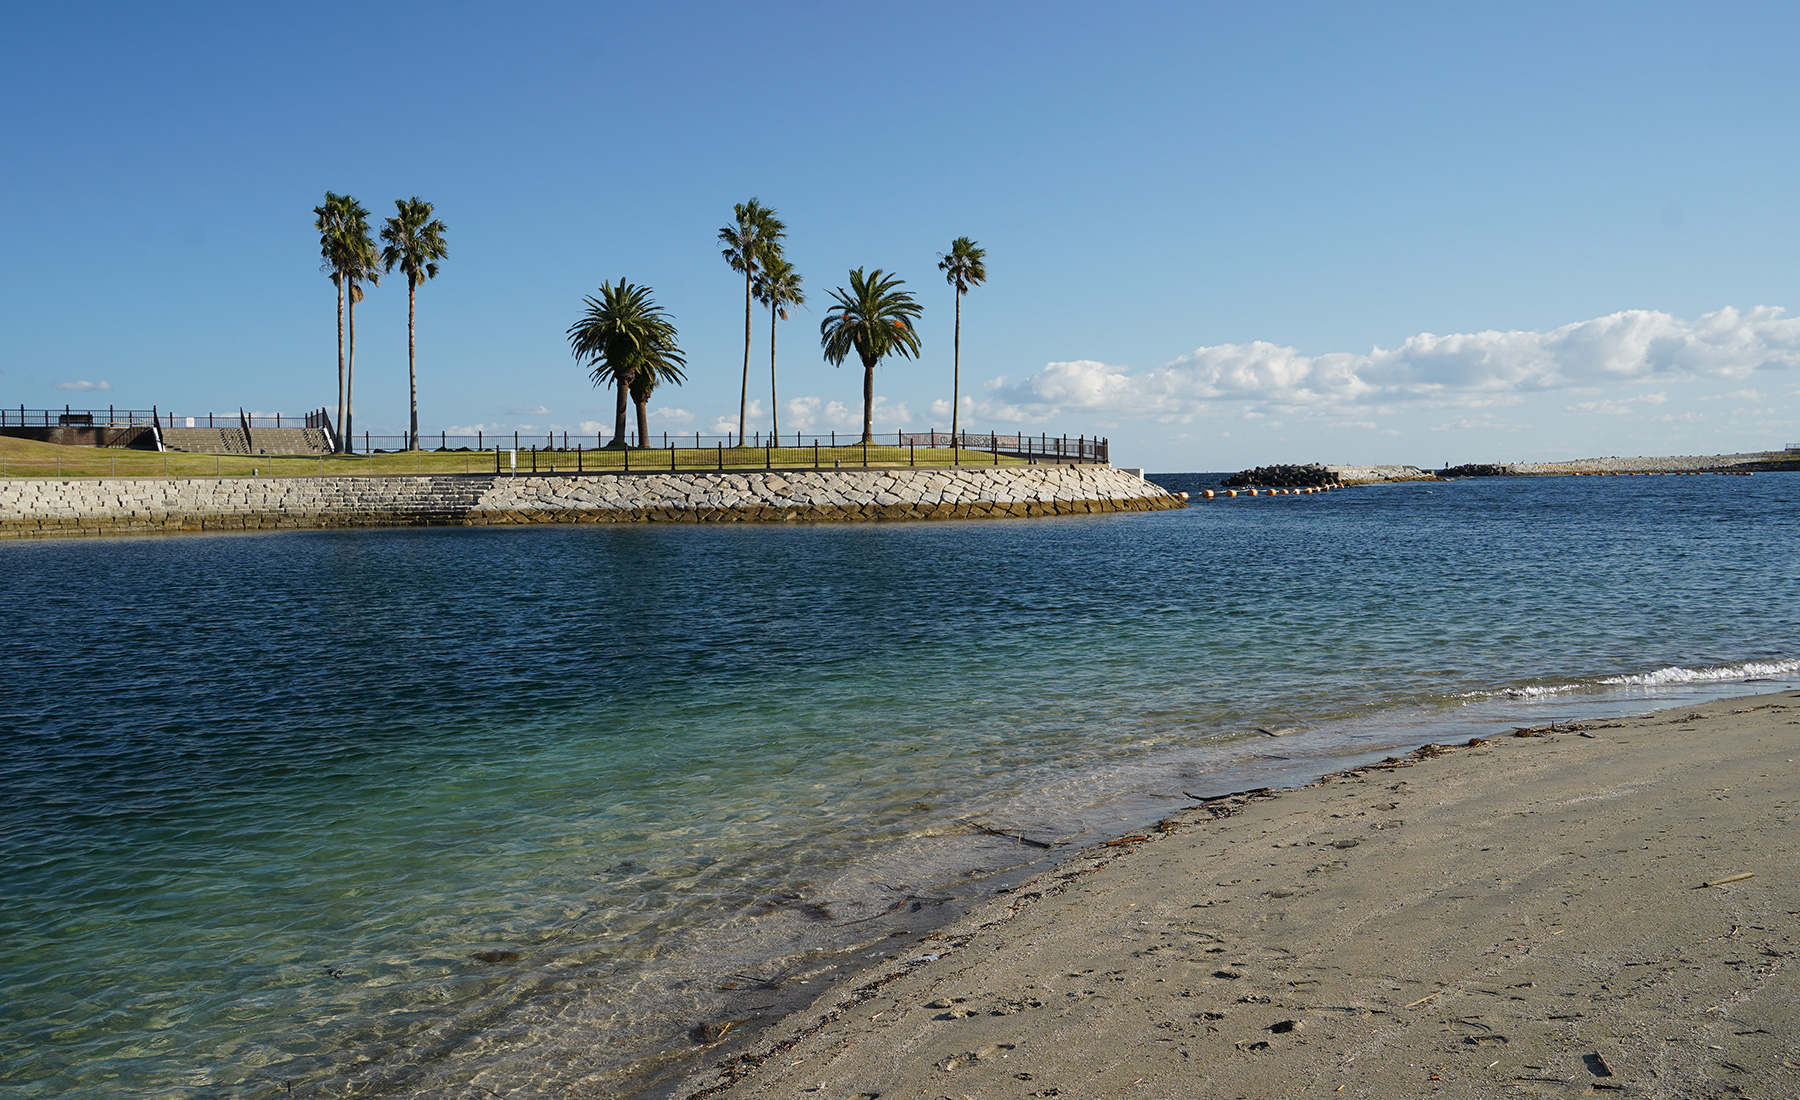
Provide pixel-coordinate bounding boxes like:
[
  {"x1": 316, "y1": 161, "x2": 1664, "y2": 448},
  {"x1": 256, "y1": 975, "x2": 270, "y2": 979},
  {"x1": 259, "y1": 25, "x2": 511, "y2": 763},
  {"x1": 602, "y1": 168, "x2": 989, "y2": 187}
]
[{"x1": 3, "y1": 471, "x2": 1797, "y2": 1099}]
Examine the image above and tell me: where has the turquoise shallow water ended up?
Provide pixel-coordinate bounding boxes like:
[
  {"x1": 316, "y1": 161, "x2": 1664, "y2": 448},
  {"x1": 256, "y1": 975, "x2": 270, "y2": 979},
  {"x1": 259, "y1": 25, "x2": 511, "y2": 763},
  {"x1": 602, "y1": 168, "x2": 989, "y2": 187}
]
[{"x1": 3, "y1": 472, "x2": 1798, "y2": 1097}]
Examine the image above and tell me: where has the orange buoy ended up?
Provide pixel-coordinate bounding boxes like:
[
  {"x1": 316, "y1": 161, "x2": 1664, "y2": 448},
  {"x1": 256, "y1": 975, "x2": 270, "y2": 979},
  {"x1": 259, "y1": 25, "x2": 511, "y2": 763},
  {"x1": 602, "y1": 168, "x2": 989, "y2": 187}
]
[
  {"x1": 1178, "y1": 491, "x2": 1190, "y2": 500},
  {"x1": 1201, "y1": 489, "x2": 1214, "y2": 499},
  {"x1": 1226, "y1": 489, "x2": 1238, "y2": 498}
]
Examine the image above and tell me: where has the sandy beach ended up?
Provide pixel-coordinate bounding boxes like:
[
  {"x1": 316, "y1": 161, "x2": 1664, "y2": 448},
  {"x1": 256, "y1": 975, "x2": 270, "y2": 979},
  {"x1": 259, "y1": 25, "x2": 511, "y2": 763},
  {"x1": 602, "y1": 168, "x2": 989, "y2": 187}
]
[{"x1": 689, "y1": 691, "x2": 1800, "y2": 1100}]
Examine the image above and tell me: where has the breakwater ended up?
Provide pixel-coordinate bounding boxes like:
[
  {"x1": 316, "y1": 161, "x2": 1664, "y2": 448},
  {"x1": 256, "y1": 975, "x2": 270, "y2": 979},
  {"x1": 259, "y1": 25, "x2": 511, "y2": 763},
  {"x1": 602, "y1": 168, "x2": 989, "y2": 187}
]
[{"x1": 0, "y1": 464, "x2": 1183, "y2": 539}]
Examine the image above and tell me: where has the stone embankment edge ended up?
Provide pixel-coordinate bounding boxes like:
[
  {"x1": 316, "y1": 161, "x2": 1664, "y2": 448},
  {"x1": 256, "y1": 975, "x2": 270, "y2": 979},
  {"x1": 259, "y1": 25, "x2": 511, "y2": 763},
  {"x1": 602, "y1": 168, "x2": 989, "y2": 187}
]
[
  {"x1": 0, "y1": 467, "x2": 1186, "y2": 541},
  {"x1": 1317, "y1": 451, "x2": 1796, "y2": 484}
]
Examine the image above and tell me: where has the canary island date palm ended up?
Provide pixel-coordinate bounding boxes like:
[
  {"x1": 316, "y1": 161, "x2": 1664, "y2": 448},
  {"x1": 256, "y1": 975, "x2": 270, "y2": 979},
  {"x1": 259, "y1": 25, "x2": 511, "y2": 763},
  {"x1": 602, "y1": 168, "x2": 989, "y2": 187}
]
[
  {"x1": 567, "y1": 281, "x2": 685, "y2": 448},
  {"x1": 313, "y1": 192, "x2": 363, "y2": 452},
  {"x1": 937, "y1": 237, "x2": 986, "y2": 443},
  {"x1": 628, "y1": 355, "x2": 686, "y2": 449},
  {"x1": 753, "y1": 256, "x2": 804, "y2": 442},
  {"x1": 819, "y1": 268, "x2": 922, "y2": 444},
  {"x1": 719, "y1": 198, "x2": 785, "y2": 443},
  {"x1": 380, "y1": 198, "x2": 449, "y2": 450}
]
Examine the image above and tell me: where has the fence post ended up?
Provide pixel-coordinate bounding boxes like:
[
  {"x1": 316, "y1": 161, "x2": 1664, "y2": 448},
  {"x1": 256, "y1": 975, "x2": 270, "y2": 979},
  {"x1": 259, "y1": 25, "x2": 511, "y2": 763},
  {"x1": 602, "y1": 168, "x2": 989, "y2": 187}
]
[
  {"x1": 717, "y1": 442, "x2": 723, "y2": 470},
  {"x1": 671, "y1": 443, "x2": 676, "y2": 471},
  {"x1": 910, "y1": 441, "x2": 915, "y2": 466},
  {"x1": 624, "y1": 445, "x2": 629, "y2": 472},
  {"x1": 577, "y1": 445, "x2": 583, "y2": 473},
  {"x1": 814, "y1": 441, "x2": 819, "y2": 468},
  {"x1": 863, "y1": 439, "x2": 868, "y2": 466}
]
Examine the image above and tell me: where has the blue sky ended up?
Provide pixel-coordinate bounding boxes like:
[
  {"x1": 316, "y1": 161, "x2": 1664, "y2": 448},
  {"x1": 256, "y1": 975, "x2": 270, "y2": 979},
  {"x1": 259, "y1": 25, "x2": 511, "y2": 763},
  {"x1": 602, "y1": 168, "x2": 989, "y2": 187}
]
[{"x1": 3, "y1": 1, "x2": 1798, "y2": 470}]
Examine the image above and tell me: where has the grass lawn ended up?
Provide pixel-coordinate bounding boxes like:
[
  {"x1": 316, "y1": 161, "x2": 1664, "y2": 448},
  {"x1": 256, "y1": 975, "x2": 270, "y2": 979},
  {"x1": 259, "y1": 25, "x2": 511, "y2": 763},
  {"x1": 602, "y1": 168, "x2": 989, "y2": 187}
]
[{"x1": 0, "y1": 435, "x2": 1031, "y2": 479}]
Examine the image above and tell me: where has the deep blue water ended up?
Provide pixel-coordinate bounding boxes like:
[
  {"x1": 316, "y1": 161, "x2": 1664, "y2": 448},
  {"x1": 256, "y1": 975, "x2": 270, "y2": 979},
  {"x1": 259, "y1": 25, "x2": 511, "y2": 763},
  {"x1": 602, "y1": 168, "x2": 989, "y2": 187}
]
[{"x1": 3, "y1": 472, "x2": 1797, "y2": 1098}]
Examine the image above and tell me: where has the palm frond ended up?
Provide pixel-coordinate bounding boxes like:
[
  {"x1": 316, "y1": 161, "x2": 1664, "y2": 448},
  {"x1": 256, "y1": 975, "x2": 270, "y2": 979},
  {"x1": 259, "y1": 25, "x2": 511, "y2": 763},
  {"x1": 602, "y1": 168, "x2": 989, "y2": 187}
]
[
  {"x1": 753, "y1": 256, "x2": 806, "y2": 319},
  {"x1": 380, "y1": 196, "x2": 449, "y2": 286},
  {"x1": 567, "y1": 280, "x2": 685, "y2": 392},
  {"x1": 819, "y1": 268, "x2": 922, "y2": 368},
  {"x1": 938, "y1": 236, "x2": 987, "y2": 295},
  {"x1": 718, "y1": 197, "x2": 786, "y2": 276}
]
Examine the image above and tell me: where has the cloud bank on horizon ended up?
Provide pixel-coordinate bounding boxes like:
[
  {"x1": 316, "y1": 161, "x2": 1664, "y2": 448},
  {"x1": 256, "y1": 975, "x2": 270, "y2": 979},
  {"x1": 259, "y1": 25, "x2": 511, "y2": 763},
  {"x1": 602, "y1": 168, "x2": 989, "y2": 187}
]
[{"x1": 982, "y1": 306, "x2": 1800, "y2": 423}]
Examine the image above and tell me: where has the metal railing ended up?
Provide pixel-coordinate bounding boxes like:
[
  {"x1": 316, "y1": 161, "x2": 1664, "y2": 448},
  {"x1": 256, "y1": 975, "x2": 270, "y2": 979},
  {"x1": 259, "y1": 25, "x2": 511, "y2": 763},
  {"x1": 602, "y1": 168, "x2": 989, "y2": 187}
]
[
  {"x1": 4, "y1": 406, "x2": 161, "y2": 427},
  {"x1": 346, "y1": 428, "x2": 1108, "y2": 463},
  {"x1": 1, "y1": 406, "x2": 329, "y2": 431}
]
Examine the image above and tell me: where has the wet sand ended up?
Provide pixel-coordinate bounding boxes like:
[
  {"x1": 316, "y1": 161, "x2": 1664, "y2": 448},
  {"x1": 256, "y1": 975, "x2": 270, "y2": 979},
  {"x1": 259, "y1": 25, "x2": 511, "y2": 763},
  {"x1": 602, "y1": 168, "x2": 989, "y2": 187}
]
[{"x1": 688, "y1": 691, "x2": 1800, "y2": 1099}]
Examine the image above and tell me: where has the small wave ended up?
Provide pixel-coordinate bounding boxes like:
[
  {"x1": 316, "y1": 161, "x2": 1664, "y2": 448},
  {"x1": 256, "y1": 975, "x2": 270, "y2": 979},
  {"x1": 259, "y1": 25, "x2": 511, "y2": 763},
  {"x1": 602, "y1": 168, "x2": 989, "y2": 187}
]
[
  {"x1": 1456, "y1": 682, "x2": 1581, "y2": 700},
  {"x1": 1600, "y1": 657, "x2": 1800, "y2": 686},
  {"x1": 1500, "y1": 684, "x2": 1581, "y2": 698}
]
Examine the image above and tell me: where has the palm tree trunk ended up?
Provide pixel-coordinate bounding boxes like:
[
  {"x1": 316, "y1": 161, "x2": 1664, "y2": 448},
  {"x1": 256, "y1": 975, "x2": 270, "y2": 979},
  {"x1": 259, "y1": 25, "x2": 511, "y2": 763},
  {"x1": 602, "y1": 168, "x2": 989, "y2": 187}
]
[
  {"x1": 951, "y1": 289, "x2": 962, "y2": 443},
  {"x1": 769, "y1": 301, "x2": 780, "y2": 442},
  {"x1": 612, "y1": 372, "x2": 630, "y2": 447},
  {"x1": 407, "y1": 276, "x2": 418, "y2": 450},
  {"x1": 346, "y1": 280, "x2": 357, "y2": 454},
  {"x1": 635, "y1": 394, "x2": 651, "y2": 449},
  {"x1": 861, "y1": 355, "x2": 876, "y2": 444},
  {"x1": 738, "y1": 268, "x2": 752, "y2": 443},
  {"x1": 335, "y1": 278, "x2": 346, "y2": 453}
]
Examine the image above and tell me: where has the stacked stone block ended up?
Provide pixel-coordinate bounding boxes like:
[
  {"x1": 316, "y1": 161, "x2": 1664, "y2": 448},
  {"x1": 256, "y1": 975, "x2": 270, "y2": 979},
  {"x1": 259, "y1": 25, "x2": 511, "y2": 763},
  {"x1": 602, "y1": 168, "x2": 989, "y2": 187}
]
[{"x1": 0, "y1": 466, "x2": 1183, "y2": 540}]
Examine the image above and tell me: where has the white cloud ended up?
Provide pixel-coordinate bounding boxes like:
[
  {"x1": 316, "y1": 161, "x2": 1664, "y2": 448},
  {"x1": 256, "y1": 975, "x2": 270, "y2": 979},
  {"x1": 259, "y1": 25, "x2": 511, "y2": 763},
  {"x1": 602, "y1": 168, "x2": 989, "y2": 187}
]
[
  {"x1": 991, "y1": 306, "x2": 1800, "y2": 422},
  {"x1": 1566, "y1": 391, "x2": 1669, "y2": 415},
  {"x1": 650, "y1": 406, "x2": 694, "y2": 425},
  {"x1": 504, "y1": 403, "x2": 550, "y2": 416},
  {"x1": 54, "y1": 379, "x2": 111, "y2": 391},
  {"x1": 774, "y1": 396, "x2": 912, "y2": 435}
]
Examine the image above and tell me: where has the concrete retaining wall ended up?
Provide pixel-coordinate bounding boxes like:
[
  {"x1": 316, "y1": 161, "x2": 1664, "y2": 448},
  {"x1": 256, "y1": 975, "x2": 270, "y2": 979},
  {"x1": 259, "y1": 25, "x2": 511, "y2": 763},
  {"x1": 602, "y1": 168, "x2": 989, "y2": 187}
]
[{"x1": 0, "y1": 465, "x2": 1184, "y2": 540}]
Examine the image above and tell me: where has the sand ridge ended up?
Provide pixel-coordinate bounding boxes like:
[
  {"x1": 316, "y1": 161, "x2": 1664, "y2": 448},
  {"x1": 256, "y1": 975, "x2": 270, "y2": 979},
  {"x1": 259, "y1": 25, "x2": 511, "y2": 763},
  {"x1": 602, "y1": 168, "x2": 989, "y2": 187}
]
[{"x1": 689, "y1": 692, "x2": 1800, "y2": 1100}]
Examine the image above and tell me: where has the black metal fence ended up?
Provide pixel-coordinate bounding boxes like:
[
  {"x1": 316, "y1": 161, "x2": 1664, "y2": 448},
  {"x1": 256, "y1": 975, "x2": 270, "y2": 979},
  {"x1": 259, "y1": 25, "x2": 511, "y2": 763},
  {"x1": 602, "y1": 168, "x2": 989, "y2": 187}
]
[
  {"x1": 4, "y1": 407, "x2": 1108, "y2": 464},
  {"x1": 354, "y1": 428, "x2": 1107, "y2": 463},
  {"x1": 2, "y1": 406, "x2": 323, "y2": 430},
  {"x1": 4, "y1": 406, "x2": 162, "y2": 427}
]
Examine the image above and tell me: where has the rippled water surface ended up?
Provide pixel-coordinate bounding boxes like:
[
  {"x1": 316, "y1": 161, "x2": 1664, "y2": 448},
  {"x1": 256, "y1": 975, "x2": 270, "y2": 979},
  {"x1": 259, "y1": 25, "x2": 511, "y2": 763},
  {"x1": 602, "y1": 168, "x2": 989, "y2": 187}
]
[{"x1": 3, "y1": 472, "x2": 1798, "y2": 1097}]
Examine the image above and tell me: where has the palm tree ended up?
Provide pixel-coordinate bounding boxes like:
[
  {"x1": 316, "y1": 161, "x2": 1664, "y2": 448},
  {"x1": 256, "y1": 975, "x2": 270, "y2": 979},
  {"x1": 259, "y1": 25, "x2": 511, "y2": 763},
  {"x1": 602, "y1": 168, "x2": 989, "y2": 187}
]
[
  {"x1": 628, "y1": 356, "x2": 686, "y2": 448},
  {"x1": 313, "y1": 192, "x2": 360, "y2": 452},
  {"x1": 819, "y1": 268, "x2": 923, "y2": 444},
  {"x1": 342, "y1": 203, "x2": 379, "y2": 453},
  {"x1": 566, "y1": 280, "x2": 685, "y2": 448},
  {"x1": 937, "y1": 237, "x2": 987, "y2": 443},
  {"x1": 753, "y1": 256, "x2": 804, "y2": 443},
  {"x1": 380, "y1": 197, "x2": 449, "y2": 450},
  {"x1": 718, "y1": 198, "x2": 785, "y2": 443}
]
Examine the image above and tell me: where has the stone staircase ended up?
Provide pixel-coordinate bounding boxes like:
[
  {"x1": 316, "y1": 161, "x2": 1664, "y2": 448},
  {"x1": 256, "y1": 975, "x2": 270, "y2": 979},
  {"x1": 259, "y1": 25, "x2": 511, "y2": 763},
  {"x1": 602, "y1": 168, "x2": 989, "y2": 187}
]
[
  {"x1": 158, "y1": 427, "x2": 333, "y2": 455},
  {"x1": 290, "y1": 476, "x2": 496, "y2": 525},
  {"x1": 160, "y1": 427, "x2": 250, "y2": 453}
]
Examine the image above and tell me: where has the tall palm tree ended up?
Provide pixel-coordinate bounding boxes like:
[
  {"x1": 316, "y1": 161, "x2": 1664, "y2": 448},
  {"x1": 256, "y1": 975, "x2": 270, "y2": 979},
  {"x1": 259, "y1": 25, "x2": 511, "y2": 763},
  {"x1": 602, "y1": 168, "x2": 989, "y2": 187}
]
[
  {"x1": 753, "y1": 256, "x2": 804, "y2": 443},
  {"x1": 314, "y1": 192, "x2": 360, "y2": 452},
  {"x1": 718, "y1": 198, "x2": 784, "y2": 443},
  {"x1": 342, "y1": 203, "x2": 379, "y2": 453},
  {"x1": 380, "y1": 197, "x2": 449, "y2": 450},
  {"x1": 819, "y1": 268, "x2": 923, "y2": 444},
  {"x1": 937, "y1": 237, "x2": 987, "y2": 443},
  {"x1": 567, "y1": 280, "x2": 685, "y2": 448}
]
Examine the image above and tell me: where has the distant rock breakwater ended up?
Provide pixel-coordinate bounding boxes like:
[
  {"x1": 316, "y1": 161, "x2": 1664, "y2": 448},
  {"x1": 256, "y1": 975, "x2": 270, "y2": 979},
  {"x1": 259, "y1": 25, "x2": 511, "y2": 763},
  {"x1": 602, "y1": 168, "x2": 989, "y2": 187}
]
[{"x1": 0, "y1": 465, "x2": 1184, "y2": 540}]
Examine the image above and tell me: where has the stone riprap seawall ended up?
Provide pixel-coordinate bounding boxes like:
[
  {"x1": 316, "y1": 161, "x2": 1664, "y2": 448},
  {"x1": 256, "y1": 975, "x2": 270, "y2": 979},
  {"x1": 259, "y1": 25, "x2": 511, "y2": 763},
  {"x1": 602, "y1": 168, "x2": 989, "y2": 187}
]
[
  {"x1": 0, "y1": 465, "x2": 1184, "y2": 540},
  {"x1": 1504, "y1": 450, "x2": 1795, "y2": 475}
]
